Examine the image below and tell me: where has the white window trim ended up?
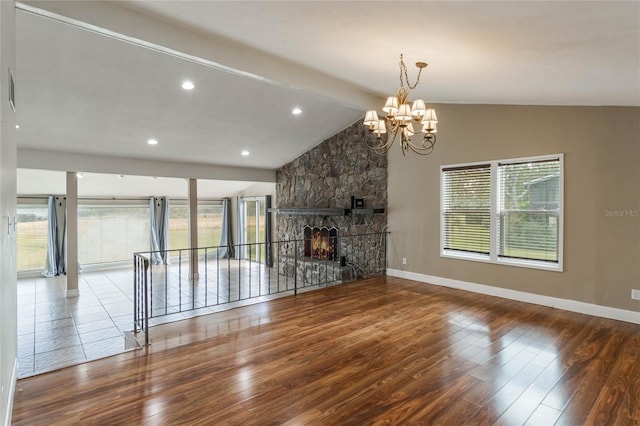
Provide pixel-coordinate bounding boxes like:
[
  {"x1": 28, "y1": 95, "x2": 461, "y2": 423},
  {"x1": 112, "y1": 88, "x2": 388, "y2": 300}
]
[{"x1": 441, "y1": 153, "x2": 564, "y2": 272}]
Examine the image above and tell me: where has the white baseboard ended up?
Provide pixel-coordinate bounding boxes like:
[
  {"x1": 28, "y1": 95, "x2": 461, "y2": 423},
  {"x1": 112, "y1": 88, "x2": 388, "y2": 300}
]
[
  {"x1": 387, "y1": 269, "x2": 640, "y2": 325},
  {"x1": 3, "y1": 358, "x2": 17, "y2": 426},
  {"x1": 66, "y1": 288, "x2": 79, "y2": 298}
]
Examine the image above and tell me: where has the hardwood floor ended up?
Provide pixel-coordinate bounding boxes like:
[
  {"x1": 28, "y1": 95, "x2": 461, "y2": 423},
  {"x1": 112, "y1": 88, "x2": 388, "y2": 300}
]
[{"x1": 12, "y1": 276, "x2": 640, "y2": 425}]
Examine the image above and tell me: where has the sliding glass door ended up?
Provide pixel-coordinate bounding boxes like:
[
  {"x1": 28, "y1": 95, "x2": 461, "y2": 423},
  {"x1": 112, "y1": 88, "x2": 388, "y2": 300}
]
[{"x1": 240, "y1": 197, "x2": 266, "y2": 262}]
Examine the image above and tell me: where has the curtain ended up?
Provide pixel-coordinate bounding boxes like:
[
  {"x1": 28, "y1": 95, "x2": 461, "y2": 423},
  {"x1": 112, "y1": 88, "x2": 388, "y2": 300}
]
[
  {"x1": 150, "y1": 196, "x2": 169, "y2": 265},
  {"x1": 217, "y1": 198, "x2": 235, "y2": 258},
  {"x1": 264, "y1": 195, "x2": 273, "y2": 267},
  {"x1": 42, "y1": 195, "x2": 66, "y2": 277}
]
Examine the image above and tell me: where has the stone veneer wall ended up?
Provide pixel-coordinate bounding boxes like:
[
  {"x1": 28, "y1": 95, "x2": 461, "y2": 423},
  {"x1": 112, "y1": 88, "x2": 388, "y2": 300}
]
[{"x1": 275, "y1": 120, "x2": 387, "y2": 272}]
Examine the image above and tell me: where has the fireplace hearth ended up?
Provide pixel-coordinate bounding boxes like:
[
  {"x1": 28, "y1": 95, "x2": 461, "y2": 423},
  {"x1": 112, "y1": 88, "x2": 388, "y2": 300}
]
[{"x1": 304, "y1": 226, "x2": 338, "y2": 261}]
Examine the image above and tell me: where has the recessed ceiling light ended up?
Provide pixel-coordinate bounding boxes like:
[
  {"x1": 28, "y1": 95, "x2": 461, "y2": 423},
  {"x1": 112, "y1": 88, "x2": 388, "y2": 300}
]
[
  {"x1": 76, "y1": 172, "x2": 83, "y2": 179},
  {"x1": 241, "y1": 150, "x2": 250, "y2": 156},
  {"x1": 182, "y1": 81, "x2": 195, "y2": 90},
  {"x1": 292, "y1": 107, "x2": 302, "y2": 115},
  {"x1": 15, "y1": 124, "x2": 19, "y2": 129},
  {"x1": 147, "y1": 139, "x2": 158, "y2": 145}
]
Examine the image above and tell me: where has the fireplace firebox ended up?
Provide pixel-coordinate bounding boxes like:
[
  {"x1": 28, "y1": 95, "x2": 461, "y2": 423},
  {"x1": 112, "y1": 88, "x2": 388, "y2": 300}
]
[{"x1": 304, "y1": 226, "x2": 338, "y2": 261}]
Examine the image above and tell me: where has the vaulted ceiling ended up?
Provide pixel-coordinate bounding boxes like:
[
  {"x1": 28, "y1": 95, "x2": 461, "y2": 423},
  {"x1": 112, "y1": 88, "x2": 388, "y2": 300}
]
[{"x1": 15, "y1": 1, "x2": 640, "y2": 171}]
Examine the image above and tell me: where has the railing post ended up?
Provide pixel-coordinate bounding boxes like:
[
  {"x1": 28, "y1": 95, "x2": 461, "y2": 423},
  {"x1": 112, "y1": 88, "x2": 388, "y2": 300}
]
[
  {"x1": 277, "y1": 240, "x2": 281, "y2": 293},
  {"x1": 382, "y1": 232, "x2": 387, "y2": 273},
  {"x1": 216, "y1": 248, "x2": 220, "y2": 305},
  {"x1": 143, "y1": 258, "x2": 149, "y2": 347},
  {"x1": 204, "y1": 247, "x2": 208, "y2": 307},
  {"x1": 192, "y1": 248, "x2": 195, "y2": 311},
  {"x1": 133, "y1": 255, "x2": 137, "y2": 332}
]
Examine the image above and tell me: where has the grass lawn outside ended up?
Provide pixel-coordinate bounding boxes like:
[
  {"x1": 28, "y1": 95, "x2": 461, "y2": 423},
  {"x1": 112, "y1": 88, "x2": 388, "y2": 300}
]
[
  {"x1": 17, "y1": 221, "x2": 48, "y2": 271},
  {"x1": 17, "y1": 216, "x2": 225, "y2": 272}
]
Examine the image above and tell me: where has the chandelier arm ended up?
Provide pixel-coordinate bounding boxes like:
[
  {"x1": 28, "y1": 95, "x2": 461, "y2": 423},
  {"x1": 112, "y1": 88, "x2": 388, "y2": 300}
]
[
  {"x1": 370, "y1": 137, "x2": 394, "y2": 155},
  {"x1": 374, "y1": 143, "x2": 394, "y2": 155},
  {"x1": 405, "y1": 134, "x2": 437, "y2": 155},
  {"x1": 377, "y1": 128, "x2": 398, "y2": 152},
  {"x1": 364, "y1": 126, "x2": 395, "y2": 153},
  {"x1": 365, "y1": 136, "x2": 393, "y2": 152},
  {"x1": 385, "y1": 117, "x2": 399, "y2": 133}
]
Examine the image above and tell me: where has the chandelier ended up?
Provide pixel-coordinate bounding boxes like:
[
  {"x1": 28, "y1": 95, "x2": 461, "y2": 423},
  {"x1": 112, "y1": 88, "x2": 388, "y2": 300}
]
[{"x1": 364, "y1": 54, "x2": 438, "y2": 156}]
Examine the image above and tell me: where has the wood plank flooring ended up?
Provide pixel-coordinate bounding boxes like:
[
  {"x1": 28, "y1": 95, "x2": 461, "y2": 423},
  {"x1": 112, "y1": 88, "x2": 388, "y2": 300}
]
[{"x1": 12, "y1": 276, "x2": 640, "y2": 425}]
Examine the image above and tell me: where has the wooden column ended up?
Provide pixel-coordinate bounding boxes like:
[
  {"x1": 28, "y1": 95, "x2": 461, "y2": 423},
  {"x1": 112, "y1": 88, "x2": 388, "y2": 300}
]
[
  {"x1": 66, "y1": 171, "x2": 79, "y2": 297},
  {"x1": 188, "y1": 178, "x2": 198, "y2": 280}
]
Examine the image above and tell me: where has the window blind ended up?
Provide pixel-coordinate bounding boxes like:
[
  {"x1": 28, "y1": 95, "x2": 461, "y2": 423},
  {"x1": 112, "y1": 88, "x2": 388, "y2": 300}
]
[
  {"x1": 442, "y1": 164, "x2": 491, "y2": 254},
  {"x1": 497, "y1": 159, "x2": 560, "y2": 262},
  {"x1": 78, "y1": 205, "x2": 150, "y2": 265}
]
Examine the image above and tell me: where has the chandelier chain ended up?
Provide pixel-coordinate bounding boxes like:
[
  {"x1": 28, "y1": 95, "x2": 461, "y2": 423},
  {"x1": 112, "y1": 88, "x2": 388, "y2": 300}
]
[{"x1": 399, "y1": 54, "x2": 422, "y2": 90}]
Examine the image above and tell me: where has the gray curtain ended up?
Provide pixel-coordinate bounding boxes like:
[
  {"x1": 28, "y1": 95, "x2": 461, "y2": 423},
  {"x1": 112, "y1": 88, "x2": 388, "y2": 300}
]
[
  {"x1": 264, "y1": 195, "x2": 273, "y2": 267},
  {"x1": 217, "y1": 198, "x2": 235, "y2": 258},
  {"x1": 150, "y1": 196, "x2": 169, "y2": 265},
  {"x1": 42, "y1": 195, "x2": 66, "y2": 277}
]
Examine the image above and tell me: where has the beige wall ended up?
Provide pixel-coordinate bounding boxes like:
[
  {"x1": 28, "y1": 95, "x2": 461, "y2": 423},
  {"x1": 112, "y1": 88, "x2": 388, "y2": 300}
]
[{"x1": 388, "y1": 104, "x2": 640, "y2": 311}]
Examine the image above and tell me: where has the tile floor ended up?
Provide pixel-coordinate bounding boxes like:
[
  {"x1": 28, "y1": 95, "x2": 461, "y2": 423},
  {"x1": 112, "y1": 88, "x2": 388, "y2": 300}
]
[
  {"x1": 16, "y1": 256, "x2": 375, "y2": 378},
  {"x1": 17, "y1": 262, "x2": 298, "y2": 378},
  {"x1": 17, "y1": 269, "x2": 137, "y2": 378}
]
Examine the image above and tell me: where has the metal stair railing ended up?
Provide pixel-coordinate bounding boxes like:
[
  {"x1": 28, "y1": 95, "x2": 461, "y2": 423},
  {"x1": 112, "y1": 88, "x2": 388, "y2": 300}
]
[{"x1": 132, "y1": 231, "x2": 388, "y2": 347}]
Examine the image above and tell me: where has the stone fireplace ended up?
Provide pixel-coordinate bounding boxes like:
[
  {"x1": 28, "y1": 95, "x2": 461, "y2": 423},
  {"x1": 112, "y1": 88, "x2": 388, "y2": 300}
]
[
  {"x1": 274, "y1": 121, "x2": 388, "y2": 284},
  {"x1": 304, "y1": 226, "x2": 338, "y2": 261}
]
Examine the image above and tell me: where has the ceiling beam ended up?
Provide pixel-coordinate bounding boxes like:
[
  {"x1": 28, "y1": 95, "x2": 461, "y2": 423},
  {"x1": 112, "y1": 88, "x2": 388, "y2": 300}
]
[
  {"x1": 18, "y1": 149, "x2": 276, "y2": 182},
  {"x1": 17, "y1": 0, "x2": 380, "y2": 110}
]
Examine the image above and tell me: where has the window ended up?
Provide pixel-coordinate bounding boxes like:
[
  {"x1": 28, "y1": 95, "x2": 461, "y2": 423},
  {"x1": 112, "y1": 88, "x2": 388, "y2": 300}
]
[
  {"x1": 166, "y1": 200, "x2": 225, "y2": 255},
  {"x1": 497, "y1": 160, "x2": 560, "y2": 263},
  {"x1": 442, "y1": 165, "x2": 491, "y2": 255},
  {"x1": 168, "y1": 204, "x2": 189, "y2": 252},
  {"x1": 78, "y1": 204, "x2": 150, "y2": 265},
  {"x1": 16, "y1": 204, "x2": 48, "y2": 272},
  {"x1": 441, "y1": 154, "x2": 563, "y2": 271},
  {"x1": 197, "y1": 202, "x2": 223, "y2": 249}
]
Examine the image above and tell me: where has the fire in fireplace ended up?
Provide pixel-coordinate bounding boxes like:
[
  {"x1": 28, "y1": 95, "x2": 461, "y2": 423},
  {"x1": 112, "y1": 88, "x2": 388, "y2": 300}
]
[{"x1": 304, "y1": 226, "x2": 338, "y2": 261}]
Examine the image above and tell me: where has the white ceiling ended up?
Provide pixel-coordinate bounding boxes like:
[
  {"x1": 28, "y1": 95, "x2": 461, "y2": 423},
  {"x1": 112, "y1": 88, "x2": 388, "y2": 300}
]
[
  {"x1": 15, "y1": 8, "x2": 363, "y2": 170},
  {"x1": 14, "y1": 0, "x2": 640, "y2": 174},
  {"x1": 121, "y1": 0, "x2": 640, "y2": 106}
]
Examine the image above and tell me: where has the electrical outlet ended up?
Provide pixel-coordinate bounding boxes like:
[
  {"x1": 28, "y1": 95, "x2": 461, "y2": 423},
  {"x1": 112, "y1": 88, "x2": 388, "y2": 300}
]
[
  {"x1": 632, "y1": 289, "x2": 640, "y2": 300},
  {"x1": 402, "y1": 257, "x2": 407, "y2": 265}
]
